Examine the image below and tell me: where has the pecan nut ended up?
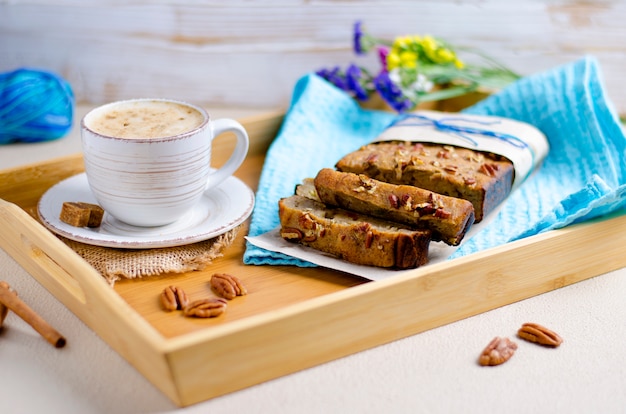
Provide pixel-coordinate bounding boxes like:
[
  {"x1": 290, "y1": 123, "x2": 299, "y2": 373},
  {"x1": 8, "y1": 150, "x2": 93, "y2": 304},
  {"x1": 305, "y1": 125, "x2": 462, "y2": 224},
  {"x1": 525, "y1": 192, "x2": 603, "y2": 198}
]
[
  {"x1": 479, "y1": 162, "x2": 499, "y2": 176},
  {"x1": 183, "y1": 298, "x2": 228, "y2": 318},
  {"x1": 434, "y1": 208, "x2": 452, "y2": 219},
  {"x1": 281, "y1": 227, "x2": 304, "y2": 242},
  {"x1": 463, "y1": 176, "x2": 477, "y2": 185},
  {"x1": 364, "y1": 230, "x2": 374, "y2": 249},
  {"x1": 388, "y1": 194, "x2": 399, "y2": 209},
  {"x1": 478, "y1": 336, "x2": 518, "y2": 366},
  {"x1": 160, "y1": 286, "x2": 189, "y2": 311},
  {"x1": 211, "y1": 273, "x2": 248, "y2": 300},
  {"x1": 517, "y1": 323, "x2": 563, "y2": 347}
]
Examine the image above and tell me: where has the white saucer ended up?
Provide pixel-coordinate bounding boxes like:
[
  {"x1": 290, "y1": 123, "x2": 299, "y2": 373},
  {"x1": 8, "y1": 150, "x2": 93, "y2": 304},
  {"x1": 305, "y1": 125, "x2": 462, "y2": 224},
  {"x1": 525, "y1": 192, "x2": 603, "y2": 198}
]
[{"x1": 38, "y1": 173, "x2": 255, "y2": 249}]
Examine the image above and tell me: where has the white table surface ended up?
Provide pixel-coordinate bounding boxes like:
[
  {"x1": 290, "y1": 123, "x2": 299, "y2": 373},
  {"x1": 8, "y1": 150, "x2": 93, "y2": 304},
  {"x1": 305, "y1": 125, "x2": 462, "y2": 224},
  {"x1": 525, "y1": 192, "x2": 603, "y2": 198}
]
[{"x1": 1, "y1": 106, "x2": 626, "y2": 414}]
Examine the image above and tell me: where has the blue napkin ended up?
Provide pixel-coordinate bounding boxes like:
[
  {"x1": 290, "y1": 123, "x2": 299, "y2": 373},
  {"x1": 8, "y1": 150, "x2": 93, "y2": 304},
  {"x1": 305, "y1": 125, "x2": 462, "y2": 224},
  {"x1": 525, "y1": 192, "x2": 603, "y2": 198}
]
[
  {"x1": 243, "y1": 56, "x2": 626, "y2": 266},
  {"x1": 452, "y1": 56, "x2": 626, "y2": 257}
]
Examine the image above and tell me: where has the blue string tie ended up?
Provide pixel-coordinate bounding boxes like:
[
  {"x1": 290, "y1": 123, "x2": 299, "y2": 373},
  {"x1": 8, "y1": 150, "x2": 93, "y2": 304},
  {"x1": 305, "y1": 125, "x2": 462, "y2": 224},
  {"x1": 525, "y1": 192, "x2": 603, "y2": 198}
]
[{"x1": 386, "y1": 113, "x2": 529, "y2": 149}]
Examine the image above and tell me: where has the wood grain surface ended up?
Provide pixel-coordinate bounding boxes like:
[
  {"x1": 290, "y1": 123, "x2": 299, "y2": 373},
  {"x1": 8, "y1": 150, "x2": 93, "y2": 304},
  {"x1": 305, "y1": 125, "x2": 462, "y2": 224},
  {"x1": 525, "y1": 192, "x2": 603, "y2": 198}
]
[{"x1": 1, "y1": 1, "x2": 625, "y2": 114}]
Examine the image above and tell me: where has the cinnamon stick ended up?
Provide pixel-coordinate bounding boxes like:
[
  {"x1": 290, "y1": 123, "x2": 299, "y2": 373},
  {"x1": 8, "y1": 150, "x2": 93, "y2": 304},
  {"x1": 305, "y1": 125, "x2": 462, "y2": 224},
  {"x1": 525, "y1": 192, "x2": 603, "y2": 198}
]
[
  {"x1": 0, "y1": 301, "x2": 7, "y2": 327},
  {"x1": 0, "y1": 281, "x2": 66, "y2": 348}
]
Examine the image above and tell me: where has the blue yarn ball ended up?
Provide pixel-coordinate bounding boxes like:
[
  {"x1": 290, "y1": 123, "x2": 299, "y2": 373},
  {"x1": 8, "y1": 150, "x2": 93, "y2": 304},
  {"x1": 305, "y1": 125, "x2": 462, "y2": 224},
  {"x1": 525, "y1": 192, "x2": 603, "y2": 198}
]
[{"x1": 0, "y1": 68, "x2": 74, "y2": 144}]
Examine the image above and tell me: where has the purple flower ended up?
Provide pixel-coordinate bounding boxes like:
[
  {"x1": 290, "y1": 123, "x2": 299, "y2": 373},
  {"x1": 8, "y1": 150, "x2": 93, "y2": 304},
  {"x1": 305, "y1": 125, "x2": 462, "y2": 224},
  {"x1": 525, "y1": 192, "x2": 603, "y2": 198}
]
[
  {"x1": 374, "y1": 71, "x2": 414, "y2": 112},
  {"x1": 316, "y1": 66, "x2": 349, "y2": 91},
  {"x1": 377, "y1": 47, "x2": 389, "y2": 73},
  {"x1": 345, "y1": 64, "x2": 369, "y2": 101},
  {"x1": 353, "y1": 21, "x2": 365, "y2": 55}
]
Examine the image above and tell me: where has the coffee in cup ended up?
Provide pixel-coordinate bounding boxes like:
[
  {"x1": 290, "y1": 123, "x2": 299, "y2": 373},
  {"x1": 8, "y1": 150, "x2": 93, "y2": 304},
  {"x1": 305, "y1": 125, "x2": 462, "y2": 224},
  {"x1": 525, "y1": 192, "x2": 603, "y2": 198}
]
[
  {"x1": 86, "y1": 99, "x2": 206, "y2": 139},
  {"x1": 81, "y1": 98, "x2": 249, "y2": 227}
]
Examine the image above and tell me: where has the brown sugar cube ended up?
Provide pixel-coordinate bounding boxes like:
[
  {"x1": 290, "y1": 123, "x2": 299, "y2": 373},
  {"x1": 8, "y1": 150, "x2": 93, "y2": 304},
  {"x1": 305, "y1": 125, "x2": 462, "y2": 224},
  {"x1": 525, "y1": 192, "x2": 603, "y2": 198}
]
[
  {"x1": 60, "y1": 202, "x2": 91, "y2": 227},
  {"x1": 78, "y1": 202, "x2": 104, "y2": 227},
  {"x1": 59, "y1": 202, "x2": 104, "y2": 228}
]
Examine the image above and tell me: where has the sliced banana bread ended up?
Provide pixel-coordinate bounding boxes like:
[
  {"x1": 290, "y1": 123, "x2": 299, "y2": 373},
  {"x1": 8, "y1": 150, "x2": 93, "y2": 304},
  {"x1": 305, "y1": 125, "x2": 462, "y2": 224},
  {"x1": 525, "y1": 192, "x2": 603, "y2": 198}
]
[
  {"x1": 278, "y1": 195, "x2": 431, "y2": 269},
  {"x1": 335, "y1": 141, "x2": 514, "y2": 222},
  {"x1": 313, "y1": 168, "x2": 474, "y2": 246}
]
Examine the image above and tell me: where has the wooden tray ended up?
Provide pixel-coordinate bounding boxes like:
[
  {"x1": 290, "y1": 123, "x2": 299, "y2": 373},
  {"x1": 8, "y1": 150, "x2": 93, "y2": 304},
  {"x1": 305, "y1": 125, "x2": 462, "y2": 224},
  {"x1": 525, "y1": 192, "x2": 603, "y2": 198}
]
[{"x1": 2, "y1": 110, "x2": 626, "y2": 407}]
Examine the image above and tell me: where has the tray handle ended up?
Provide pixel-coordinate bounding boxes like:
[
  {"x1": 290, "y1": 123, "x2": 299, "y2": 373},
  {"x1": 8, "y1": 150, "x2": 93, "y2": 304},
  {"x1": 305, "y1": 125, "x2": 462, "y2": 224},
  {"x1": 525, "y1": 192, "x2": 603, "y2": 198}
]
[
  {"x1": 19, "y1": 232, "x2": 87, "y2": 304},
  {"x1": 0, "y1": 199, "x2": 112, "y2": 311}
]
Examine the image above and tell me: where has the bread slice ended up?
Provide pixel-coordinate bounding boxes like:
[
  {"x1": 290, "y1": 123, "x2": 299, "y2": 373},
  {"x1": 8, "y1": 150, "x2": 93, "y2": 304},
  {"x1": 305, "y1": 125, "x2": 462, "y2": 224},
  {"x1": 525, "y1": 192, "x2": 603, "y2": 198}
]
[
  {"x1": 313, "y1": 168, "x2": 474, "y2": 246},
  {"x1": 335, "y1": 141, "x2": 514, "y2": 222},
  {"x1": 294, "y1": 178, "x2": 320, "y2": 201},
  {"x1": 278, "y1": 195, "x2": 431, "y2": 269}
]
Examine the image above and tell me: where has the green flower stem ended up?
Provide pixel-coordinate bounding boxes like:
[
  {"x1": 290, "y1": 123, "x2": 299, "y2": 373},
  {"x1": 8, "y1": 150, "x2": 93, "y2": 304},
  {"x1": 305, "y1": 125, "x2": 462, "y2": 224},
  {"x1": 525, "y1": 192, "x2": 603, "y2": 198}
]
[{"x1": 418, "y1": 85, "x2": 478, "y2": 102}]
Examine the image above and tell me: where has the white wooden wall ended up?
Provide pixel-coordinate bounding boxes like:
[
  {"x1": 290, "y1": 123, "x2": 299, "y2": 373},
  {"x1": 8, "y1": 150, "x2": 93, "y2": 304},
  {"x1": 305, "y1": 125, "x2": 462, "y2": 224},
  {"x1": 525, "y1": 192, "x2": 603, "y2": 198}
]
[{"x1": 1, "y1": 0, "x2": 625, "y2": 114}]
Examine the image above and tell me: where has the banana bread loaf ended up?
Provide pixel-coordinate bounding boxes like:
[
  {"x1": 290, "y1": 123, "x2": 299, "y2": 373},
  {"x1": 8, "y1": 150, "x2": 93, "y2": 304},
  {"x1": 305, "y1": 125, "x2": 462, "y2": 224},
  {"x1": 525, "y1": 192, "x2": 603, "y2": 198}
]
[
  {"x1": 313, "y1": 168, "x2": 474, "y2": 246},
  {"x1": 278, "y1": 195, "x2": 431, "y2": 269},
  {"x1": 335, "y1": 141, "x2": 514, "y2": 222}
]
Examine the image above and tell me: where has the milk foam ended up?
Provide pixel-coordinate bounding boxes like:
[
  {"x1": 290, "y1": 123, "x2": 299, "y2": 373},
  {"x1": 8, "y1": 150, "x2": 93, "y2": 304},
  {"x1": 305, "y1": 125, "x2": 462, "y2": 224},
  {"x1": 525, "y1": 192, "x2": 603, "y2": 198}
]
[{"x1": 87, "y1": 100, "x2": 205, "y2": 139}]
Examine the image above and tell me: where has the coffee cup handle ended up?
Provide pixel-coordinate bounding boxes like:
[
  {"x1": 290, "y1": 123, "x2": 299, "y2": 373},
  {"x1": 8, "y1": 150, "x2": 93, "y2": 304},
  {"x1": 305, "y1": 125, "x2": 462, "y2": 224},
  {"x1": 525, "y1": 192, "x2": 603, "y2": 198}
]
[{"x1": 205, "y1": 118, "x2": 250, "y2": 192}]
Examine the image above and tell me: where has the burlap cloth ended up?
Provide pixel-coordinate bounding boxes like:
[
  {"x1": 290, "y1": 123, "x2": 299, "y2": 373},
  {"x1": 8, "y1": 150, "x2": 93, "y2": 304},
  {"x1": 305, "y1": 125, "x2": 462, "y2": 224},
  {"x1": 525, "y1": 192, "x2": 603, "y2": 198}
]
[{"x1": 60, "y1": 225, "x2": 241, "y2": 285}]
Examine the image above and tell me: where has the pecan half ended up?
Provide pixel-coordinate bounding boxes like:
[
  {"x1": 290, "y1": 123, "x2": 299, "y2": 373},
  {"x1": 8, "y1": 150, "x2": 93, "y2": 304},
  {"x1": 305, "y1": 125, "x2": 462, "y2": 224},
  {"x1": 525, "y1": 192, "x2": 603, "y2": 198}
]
[
  {"x1": 160, "y1": 286, "x2": 189, "y2": 311},
  {"x1": 400, "y1": 194, "x2": 414, "y2": 210},
  {"x1": 434, "y1": 208, "x2": 452, "y2": 219},
  {"x1": 183, "y1": 298, "x2": 228, "y2": 318},
  {"x1": 478, "y1": 336, "x2": 518, "y2": 366},
  {"x1": 302, "y1": 232, "x2": 318, "y2": 242},
  {"x1": 211, "y1": 273, "x2": 248, "y2": 300},
  {"x1": 365, "y1": 152, "x2": 379, "y2": 165},
  {"x1": 364, "y1": 230, "x2": 374, "y2": 249},
  {"x1": 517, "y1": 323, "x2": 563, "y2": 347},
  {"x1": 358, "y1": 174, "x2": 377, "y2": 190},
  {"x1": 463, "y1": 176, "x2": 477, "y2": 185},
  {"x1": 280, "y1": 227, "x2": 303, "y2": 241},
  {"x1": 298, "y1": 212, "x2": 317, "y2": 230},
  {"x1": 356, "y1": 222, "x2": 372, "y2": 233},
  {"x1": 443, "y1": 164, "x2": 458, "y2": 174},
  {"x1": 409, "y1": 155, "x2": 424, "y2": 166},
  {"x1": 388, "y1": 194, "x2": 400, "y2": 209},
  {"x1": 412, "y1": 143, "x2": 425, "y2": 152},
  {"x1": 479, "y1": 162, "x2": 499, "y2": 177},
  {"x1": 414, "y1": 202, "x2": 435, "y2": 215}
]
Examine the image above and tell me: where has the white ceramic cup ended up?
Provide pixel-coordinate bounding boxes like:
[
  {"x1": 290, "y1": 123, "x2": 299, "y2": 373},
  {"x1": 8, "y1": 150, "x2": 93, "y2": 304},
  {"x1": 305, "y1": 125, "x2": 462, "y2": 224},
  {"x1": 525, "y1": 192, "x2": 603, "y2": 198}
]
[{"x1": 81, "y1": 98, "x2": 249, "y2": 227}]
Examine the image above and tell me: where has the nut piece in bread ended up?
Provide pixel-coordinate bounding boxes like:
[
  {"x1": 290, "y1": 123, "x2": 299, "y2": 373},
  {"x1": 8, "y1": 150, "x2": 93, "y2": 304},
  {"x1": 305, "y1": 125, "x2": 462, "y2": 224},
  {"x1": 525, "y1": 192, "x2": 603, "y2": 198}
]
[
  {"x1": 335, "y1": 141, "x2": 514, "y2": 222},
  {"x1": 295, "y1": 177, "x2": 320, "y2": 201},
  {"x1": 278, "y1": 195, "x2": 431, "y2": 269},
  {"x1": 314, "y1": 168, "x2": 475, "y2": 246}
]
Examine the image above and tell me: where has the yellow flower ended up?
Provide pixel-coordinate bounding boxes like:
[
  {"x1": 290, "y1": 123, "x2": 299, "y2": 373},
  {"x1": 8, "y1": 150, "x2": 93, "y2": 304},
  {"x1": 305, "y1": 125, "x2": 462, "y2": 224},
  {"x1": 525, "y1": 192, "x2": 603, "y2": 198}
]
[
  {"x1": 387, "y1": 51, "x2": 401, "y2": 71},
  {"x1": 400, "y1": 51, "x2": 418, "y2": 69},
  {"x1": 393, "y1": 35, "x2": 413, "y2": 51},
  {"x1": 388, "y1": 33, "x2": 466, "y2": 70},
  {"x1": 439, "y1": 48, "x2": 455, "y2": 62},
  {"x1": 421, "y1": 35, "x2": 459, "y2": 65},
  {"x1": 421, "y1": 36, "x2": 437, "y2": 56}
]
